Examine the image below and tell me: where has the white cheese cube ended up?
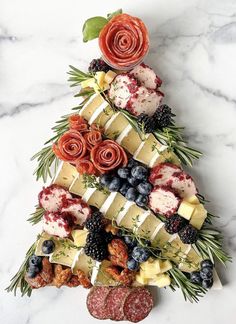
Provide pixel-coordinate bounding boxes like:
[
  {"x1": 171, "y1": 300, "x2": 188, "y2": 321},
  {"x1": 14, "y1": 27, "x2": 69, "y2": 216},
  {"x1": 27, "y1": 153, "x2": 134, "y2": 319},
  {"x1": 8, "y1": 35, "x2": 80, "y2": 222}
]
[{"x1": 178, "y1": 201, "x2": 196, "y2": 220}]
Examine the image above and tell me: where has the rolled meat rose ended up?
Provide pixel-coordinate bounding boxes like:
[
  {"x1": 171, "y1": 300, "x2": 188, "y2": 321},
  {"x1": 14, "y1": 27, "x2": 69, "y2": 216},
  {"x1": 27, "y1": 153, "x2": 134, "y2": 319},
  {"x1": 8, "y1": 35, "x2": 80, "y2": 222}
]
[
  {"x1": 99, "y1": 14, "x2": 149, "y2": 69},
  {"x1": 53, "y1": 130, "x2": 87, "y2": 162},
  {"x1": 76, "y1": 156, "x2": 97, "y2": 175},
  {"x1": 91, "y1": 139, "x2": 128, "y2": 173},
  {"x1": 69, "y1": 115, "x2": 88, "y2": 132},
  {"x1": 83, "y1": 130, "x2": 103, "y2": 151}
]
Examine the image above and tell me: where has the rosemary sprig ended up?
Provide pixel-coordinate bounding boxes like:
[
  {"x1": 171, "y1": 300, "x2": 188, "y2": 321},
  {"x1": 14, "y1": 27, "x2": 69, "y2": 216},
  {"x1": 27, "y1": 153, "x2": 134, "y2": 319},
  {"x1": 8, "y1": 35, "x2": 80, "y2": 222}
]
[
  {"x1": 82, "y1": 174, "x2": 110, "y2": 195},
  {"x1": 168, "y1": 267, "x2": 207, "y2": 303},
  {"x1": 195, "y1": 228, "x2": 232, "y2": 265},
  {"x1": 27, "y1": 206, "x2": 45, "y2": 225},
  {"x1": 67, "y1": 65, "x2": 93, "y2": 87},
  {"x1": 6, "y1": 240, "x2": 37, "y2": 297}
]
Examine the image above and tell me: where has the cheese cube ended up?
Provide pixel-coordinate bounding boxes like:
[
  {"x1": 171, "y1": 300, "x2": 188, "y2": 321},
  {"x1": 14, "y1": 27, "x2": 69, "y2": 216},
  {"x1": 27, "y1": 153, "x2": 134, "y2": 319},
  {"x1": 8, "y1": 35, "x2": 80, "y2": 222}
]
[
  {"x1": 136, "y1": 274, "x2": 149, "y2": 285},
  {"x1": 100, "y1": 192, "x2": 126, "y2": 221},
  {"x1": 140, "y1": 259, "x2": 161, "y2": 277},
  {"x1": 53, "y1": 162, "x2": 78, "y2": 189},
  {"x1": 104, "y1": 70, "x2": 117, "y2": 84},
  {"x1": 136, "y1": 213, "x2": 162, "y2": 240},
  {"x1": 69, "y1": 174, "x2": 87, "y2": 197},
  {"x1": 117, "y1": 126, "x2": 143, "y2": 155},
  {"x1": 71, "y1": 229, "x2": 88, "y2": 247},
  {"x1": 160, "y1": 260, "x2": 172, "y2": 273},
  {"x1": 186, "y1": 195, "x2": 199, "y2": 205},
  {"x1": 79, "y1": 94, "x2": 104, "y2": 121},
  {"x1": 150, "y1": 273, "x2": 171, "y2": 288},
  {"x1": 104, "y1": 112, "x2": 129, "y2": 139},
  {"x1": 95, "y1": 71, "x2": 106, "y2": 88},
  {"x1": 190, "y1": 204, "x2": 207, "y2": 229},
  {"x1": 178, "y1": 201, "x2": 196, "y2": 220}
]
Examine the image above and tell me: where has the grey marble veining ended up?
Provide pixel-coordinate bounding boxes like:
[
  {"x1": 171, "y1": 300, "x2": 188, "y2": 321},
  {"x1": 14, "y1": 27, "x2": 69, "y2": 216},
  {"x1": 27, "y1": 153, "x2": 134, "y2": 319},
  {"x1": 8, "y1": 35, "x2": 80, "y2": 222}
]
[{"x1": 0, "y1": 0, "x2": 236, "y2": 323}]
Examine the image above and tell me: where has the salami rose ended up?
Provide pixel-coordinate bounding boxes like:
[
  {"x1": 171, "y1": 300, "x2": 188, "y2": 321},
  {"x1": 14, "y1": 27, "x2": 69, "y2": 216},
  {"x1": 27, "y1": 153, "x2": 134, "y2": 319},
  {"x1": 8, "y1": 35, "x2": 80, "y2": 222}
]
[
  {"x1": 69, "y1": 115, "x2": 88, "y2": 132},
  {"x1": 84, "y1": 130, "x2": 103, "y2": 151},
  {"x1": 53, "y1": 130, "x2": 87, "y2": 162},
  {"x1": 76, "y1": 156, "x2": 97, "y2": 175},
  {"x1": 99, "y1": 14, "x2": 149, "y2": 69},
  {"x1": 91, "y1": 139, "x2": 128, "y2": 173}
]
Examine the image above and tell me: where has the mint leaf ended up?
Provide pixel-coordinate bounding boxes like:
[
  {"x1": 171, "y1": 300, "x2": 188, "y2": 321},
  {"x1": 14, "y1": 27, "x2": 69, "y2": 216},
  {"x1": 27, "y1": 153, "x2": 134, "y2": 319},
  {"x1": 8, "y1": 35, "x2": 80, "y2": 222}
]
[
  {"x1": 107, "y1": 9, "x2": 123, "y2": 21},
  {"x1": 82, "y1": 16, "x2": 108, "y2": 42}
]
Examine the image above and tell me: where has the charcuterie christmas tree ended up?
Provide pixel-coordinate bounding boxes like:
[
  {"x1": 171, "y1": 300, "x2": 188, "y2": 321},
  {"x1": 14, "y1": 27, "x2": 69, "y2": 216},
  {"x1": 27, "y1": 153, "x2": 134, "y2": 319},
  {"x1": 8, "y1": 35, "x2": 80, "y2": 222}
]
[{"x1": 7, "y1": 9, "x2": 231, "y2": 323}]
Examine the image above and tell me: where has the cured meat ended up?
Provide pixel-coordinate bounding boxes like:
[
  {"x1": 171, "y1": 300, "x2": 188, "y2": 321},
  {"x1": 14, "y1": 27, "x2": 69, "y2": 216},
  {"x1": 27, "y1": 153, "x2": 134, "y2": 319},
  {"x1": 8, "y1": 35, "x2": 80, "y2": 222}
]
[
  {"x1": 40, "y1": 257, "x2": 54, "y2": 284},
  {"x1": 123, "y1": 287, "x2": 154, "y2": 323},
  {"x1": 99, "y1": 13, "x2": 149, "y2": 69},
  {"x1": 149, "y1": 163, "x2": 182, "y2": 187},
  {"x1": 61, "y1": 198, "x2": 91, "y2": 225},
  {"x1": 75, "y1": 156, "x2": 97, "y2": 175},
  {"x1": 53, "y1": 130, "x2": 87, "y2": 163},
  {"x1": 86, "y1": 287, "x2": 111, "y2": 319},
  {"x1": 42, "y1": 211, "x2": 75, "y2": 238},
  {"x1": 167, "y1": 171, "x2": 197, "y2": 199},
  {"x1": 149, "y1": 185, "x2": 181, "y2": 217},
  {"x1": 105, "y1": 287, "x2": 130, "y2": 320},
  {"x1": 83, "y1": 130, "x2": 103, "y2": 150},
  {"x1": 38, "y1": 184, "x2": 72, "y2": 212},
  {"x1": 69, "y1": 115, "x2": 88, "y2": 132},
  {"x1": 91, "y1": 139, "x2": 128, "y2": 173},
  {"x1": 130, "y1": 63, "x2": 162, "y2": 89}
]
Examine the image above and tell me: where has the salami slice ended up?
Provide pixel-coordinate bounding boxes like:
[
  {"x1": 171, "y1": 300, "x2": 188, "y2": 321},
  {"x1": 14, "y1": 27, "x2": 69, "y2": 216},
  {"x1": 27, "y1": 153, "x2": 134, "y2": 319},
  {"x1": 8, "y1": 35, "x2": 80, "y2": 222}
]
[
  {"x1": 106, "y1": 287, "x2": 131, "y2": 321},
  {"x1": 86, "y1": 287, "x2": 111, "y2": 320},
  {"x1": 83, "y1": 130, "x2": 102, "y2": 151},
  {"x1": 123, "y1": 287, "x2": 154, "y2": 323},
  {"x1": 76, "y1": 156, "x2": 97, "y2": 175}
]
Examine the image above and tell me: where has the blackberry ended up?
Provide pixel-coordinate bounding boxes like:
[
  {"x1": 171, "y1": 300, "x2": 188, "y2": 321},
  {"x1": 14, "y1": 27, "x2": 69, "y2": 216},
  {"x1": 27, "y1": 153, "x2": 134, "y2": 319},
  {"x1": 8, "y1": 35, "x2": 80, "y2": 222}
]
[
  {"x1": 84, "y1": 243, "x2": 108, "y2": 261},
  {"x1": 137, "y1": 113, "x2": 155, "y2": 133},
  {"x1": 86, "y1": 232, "x2": 103, "y2": 245},
  {"x1": 153, "y1": 104, "x2": 174, "y2": 129},
  {"x1": 85, "y1": 214, "x2": 104, "y2": 232},
  {"x1": 104, "y1": 231, "x2": 114, "y2": 244},
  {"x1": 88, "y1": 58, "x2": 110, "y2": 73},
  {"x1": 164, "y1": 214, "x2": 188, "y2": 234},
  {"x1": 179, "y1": 224, "x2": 199, "y2": 244}
]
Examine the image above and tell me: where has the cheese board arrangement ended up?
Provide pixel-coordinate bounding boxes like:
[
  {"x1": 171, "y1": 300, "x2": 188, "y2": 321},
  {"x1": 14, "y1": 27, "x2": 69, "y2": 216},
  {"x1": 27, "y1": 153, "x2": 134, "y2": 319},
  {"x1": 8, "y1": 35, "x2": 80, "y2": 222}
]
[{"x1": 7, "y1": 9, "x2": 231, "y2": 323}]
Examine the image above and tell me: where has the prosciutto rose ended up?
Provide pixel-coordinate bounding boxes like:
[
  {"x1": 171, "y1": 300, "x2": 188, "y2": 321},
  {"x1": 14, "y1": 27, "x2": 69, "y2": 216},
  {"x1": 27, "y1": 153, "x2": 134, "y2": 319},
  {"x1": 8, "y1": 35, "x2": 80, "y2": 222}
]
[
  {"x1": 69, "y1": 115, "x2": 88, "y2": 132},
  {"x1": 53, "y1": 130, "x2": 87, "y2": 162},
  {"x1": 84, "y1": 130, "x2": 103, "y2": 151},
  {"x1": 99, "y1": 14, "x2": 149, "y2": 69},
  {"x1": 91, "y1": 139, "x2": 128, "y2": 173}
]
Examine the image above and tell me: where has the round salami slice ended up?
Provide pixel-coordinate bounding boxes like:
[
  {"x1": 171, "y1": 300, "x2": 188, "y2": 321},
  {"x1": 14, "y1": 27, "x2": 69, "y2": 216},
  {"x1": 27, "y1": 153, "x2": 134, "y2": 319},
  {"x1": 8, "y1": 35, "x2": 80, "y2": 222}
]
[
  {"x1": 123, "y1": 287, "x2": 154, "y2": 323},
  {"x1": 106, "y1": 287, "x2": 131, "y2": 321},
  {"x1": 86, "y1": 287, "x2": 111, "y2": 320}
]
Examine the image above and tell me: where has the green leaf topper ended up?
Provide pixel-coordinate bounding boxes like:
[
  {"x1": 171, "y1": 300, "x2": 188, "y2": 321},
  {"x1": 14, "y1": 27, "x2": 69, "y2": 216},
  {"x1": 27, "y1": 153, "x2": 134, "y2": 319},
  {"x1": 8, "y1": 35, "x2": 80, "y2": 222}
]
[{"x1": 82, "y1": 9, "x2": 122, "y2": 42}]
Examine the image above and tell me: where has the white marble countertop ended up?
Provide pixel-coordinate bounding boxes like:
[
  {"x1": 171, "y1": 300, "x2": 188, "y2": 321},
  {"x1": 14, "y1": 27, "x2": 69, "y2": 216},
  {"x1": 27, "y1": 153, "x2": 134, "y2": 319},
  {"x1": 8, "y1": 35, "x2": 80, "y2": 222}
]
[{"x1": 1, "y1": 0, "x2": 236, "y2": 323}]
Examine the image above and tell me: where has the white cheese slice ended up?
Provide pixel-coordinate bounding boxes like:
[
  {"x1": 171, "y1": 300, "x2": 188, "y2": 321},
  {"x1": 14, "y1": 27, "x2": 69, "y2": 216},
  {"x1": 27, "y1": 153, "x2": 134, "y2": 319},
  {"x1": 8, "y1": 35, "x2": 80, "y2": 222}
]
[
  {"x1": 116, "y1": 201, "x2": 134, "y2": 225},
  {"x1": 91, "y1": 261, "x2": 101, "y2": 285},
  {"x1": 116, "y1": 125, "x2": 143, "y2": 155},
  {"x1": 69, "y1": 174, "x2": 87, "y2": 197},
  {"x1": 133, "y1": 210, "x2": 152, "y2": 233},
  {"x1": 88, "y1": 101, "x2": 114, "y2": 126},
  {"x1": 149, "y1": 145, "x2": 168, "y2": 168},
  {"x1": 150, "y1": 222, "x2": 165, "y2": 242},
  {"x1": 79, "y1": 94, "x2": 104, "y2": 120},
  {"x1": 72, "y1": 249, "x2": 95, "y2": 276},
  {"x1": 151, "y1": 225, "x2": 172, "y2": 248},
  {"x1": 104, "y1": 112, "x2": 129, "y2": 139},
  {"x1": 53, "y1": 162, "x2": 78, "y2": 189},
  {"x1": 135, "y1": 213, "x2": 162, "y2": 239},
  {"x1": 91, "y1": 260, "x2": 119, "y2": 286},
  {"x1": 86, "y1": 189, "x2": 109, "y2": 209},
  {"x1": 82, "y1": 188, "x2": 97, "y2": 203},
  {"x1": 49, "y1": 239, "x2": 78, "y2": 267},
  {"x1": 116, "y1": 124, "x2": 133, "y2": 144},
  {"x1": 134, "y1": 134, "x2": 162, "y2": 165},
  {"x1": 100, "y1": 192, "x2": 117, "y2": 215},
  {"x1": 100, "y1": 192, "x2": 127, "y2": 220}
]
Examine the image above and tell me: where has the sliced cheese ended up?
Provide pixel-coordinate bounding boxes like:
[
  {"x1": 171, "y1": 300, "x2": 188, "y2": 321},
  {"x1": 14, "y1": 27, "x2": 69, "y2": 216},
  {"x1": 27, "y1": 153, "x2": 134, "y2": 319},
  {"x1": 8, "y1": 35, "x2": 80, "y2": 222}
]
[
  {"x1": 49, "y1": 239, "x2": 78, "y2": 267},
  {"x1": 136, "y1": 213, "x2": 163, "y2": 240},
  {"x1": 161, "y1": 235, "x2": 190, "y2": 262},
  {"x1": 69, "y1": 174, "x2": 87, "y2": 197},
  {"x1": 91, "y1": 260, "x2": 119, "y2": 286},
  {"x1": 53, "y1": 162, "x2": 78, "y2": 189},
  {"x1": 134, "y1": 134, "x2": 164, "y2": 165},
  {"x1": 100, "y1": 192, "x2": 126, "y2": 220},
  {"x1": 151, "y1": 225, "x2": 172, "y2": 248},
  {"x1": 72, "y1": 249, "x2": 95, "y2": 276},
  {"x1": 104, "y1": 112, "x2": 129, "y2": 139},
  {"x1": 178, "y1": 247, "x2": 202, "y2": 272},
  {"x1": 72, "y1": 229, "x2": 88, "y2": 247},
  {"x1": 133, "y1": 210, "x2": 152, "y2": 233},
  {"x1": 148, "y1": 145, "x2": 168, "y2": 168},
  {"x1": 84, "y1": 189, "x2": 109, "y2": 209},
  {"x1": 116, "y1": 125, "x2": 143, "y2": 155},
  {"x1": 186, "y1": 195, "x2": 200, "y2": 204},
  {"x1": 82, "y1": 188, "x2": 97, "y2": 203},
  {"x1": 116, "y1": 202, "x2": 143, "y2": 230},
  {"x1": 189, "y1": 204, "x2": 207, "y2": 229},
  {"x1": 152, "y1": 150, "x2": 181, "y2": 167},
  {"x1": 79, "y1": 93, "x2": 104, "y2": 120},
  {"x1": 89, "y1": 101, "x2": 114, "y2": 126}
]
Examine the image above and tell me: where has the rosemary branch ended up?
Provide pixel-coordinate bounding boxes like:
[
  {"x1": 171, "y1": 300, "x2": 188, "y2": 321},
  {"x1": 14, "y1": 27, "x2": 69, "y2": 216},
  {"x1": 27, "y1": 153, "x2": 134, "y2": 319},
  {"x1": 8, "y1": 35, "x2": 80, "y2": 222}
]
[{"x1": 27, "y1": 206, "x2": 45, "y2": 225}]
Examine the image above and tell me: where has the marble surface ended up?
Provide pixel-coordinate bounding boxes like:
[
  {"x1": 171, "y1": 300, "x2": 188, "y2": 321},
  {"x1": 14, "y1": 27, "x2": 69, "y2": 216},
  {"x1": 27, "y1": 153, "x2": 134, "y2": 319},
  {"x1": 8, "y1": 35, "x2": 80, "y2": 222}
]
[{"x1": 1, "y1": 0, "x2": 236, "y2": 323}]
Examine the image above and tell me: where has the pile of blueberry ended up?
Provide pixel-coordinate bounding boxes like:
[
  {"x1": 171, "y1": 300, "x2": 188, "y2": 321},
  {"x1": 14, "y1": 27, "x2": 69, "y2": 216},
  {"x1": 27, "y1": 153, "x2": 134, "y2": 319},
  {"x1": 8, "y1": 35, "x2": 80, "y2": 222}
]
[
  {"x1": 100, "y1": 158, "x2": 153, "y2": 208},
  {"x1": 122, "y1": 235, "x2": 151, "y2": 271},
  {"x1": 190, "y1": 259, "x2": 214, "y2": 289}
]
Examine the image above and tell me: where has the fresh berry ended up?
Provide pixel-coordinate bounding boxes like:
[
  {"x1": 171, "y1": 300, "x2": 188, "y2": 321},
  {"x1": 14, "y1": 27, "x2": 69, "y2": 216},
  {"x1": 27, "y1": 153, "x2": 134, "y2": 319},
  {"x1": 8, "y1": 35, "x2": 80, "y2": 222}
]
[
  {"x1": 104, "y1": 231, "x2": 114, "y2": 244},
  {"x1": 190, "y1": 271, "x2": 202, "y2": 285},
  {"x1": 120, "y1": 182, "x2": 131, "y2": 196},
  {"x1": 201, "y1": 259, "x2": 214, "y2": 269},
  {"x1": 42, "y1": 240, "x2": 55, "y2": 254},
  {"x1": 127, "y1": 158, "x2": 139, "y2": 169},
  {"x1": 117, "y1": 167, "x2": 130, "y2": 179},
  {"x1": 85, "y1": 214, "x2": 104, "y2": 232},
  {"x1": 127, "y1": 258, "x2": 140, "y2": 271},
  {"x1": 200, "y1": 267, "x2": 213, "y2": 280},
  {"x1": 178, "y1": 224, "x2": 199, "y2": 244},
  {"x1": 202, "y1": 278, "x2": 213, "y2": 289},
  {"x1": 88, "y1": 58, "x2": 110, "y2": 73},
  {"x1": 131, "y1": 166, "x2": 148, "y2": 180},
  {"x1": 125, "y1": 187, "x2": 139, "y2": 202},
  {"x1": 123, "y1": 236, "x2": 137, "y2": 248},
  {"x1": 26, "y1": 266, "x2": 41, "y2": 278},
  {"x1": 127, "y1": 177, "x2": 140, "y2": 187},
  {"x1": 108, "y1": 177, "x2": 122, "y2": 192},
  {"x1": 137, "y1": 182, "x2": 152, "y2": 195},
  {"x1": 100, "y1": 174, "x2": 113, "y2": 187},
  {"x1": 84, "y1": 243, "x2": 108, "y2": 261},
  {"x1": 28, "y1": 255, "x2": 42, "y2": 268},
  {"x1": 135, "y1": 194, "x2": 148, "y2": 207},
  {"x1": 86, "y1": 232, "x2": 103, "y2": 245},
  {"x1": 164, "y1": 214, "x2": 188, "y2": 234},
  {"x1": 153, "y1": 104, "x2": 174, "y2": 129},
  {"x1": 132, "y1": 246, "x2": 150, "y2": 263},
  {"x1": 92, "y1": 211, "x2": 103, "y2": 219},
  {"x1": 137, "y1": 113, "x2": 155, "y2": 133}
]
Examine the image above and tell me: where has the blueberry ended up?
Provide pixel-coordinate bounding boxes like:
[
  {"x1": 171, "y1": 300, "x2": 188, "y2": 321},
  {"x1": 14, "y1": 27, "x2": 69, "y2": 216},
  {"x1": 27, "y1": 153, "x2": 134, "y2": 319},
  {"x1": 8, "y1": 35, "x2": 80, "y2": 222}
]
[
  {"x1": 127, "y1": 258, "x2": 140, "y2": 271},
  {"x1": 200, "y1": 267, "x2": 213, "y2": 280},
  {"x1": 131, "y1": 166, "x2": 148, "y2": 180},
  {"x1": 42, "y1": 240, "x2": 55, "y2": 254},
  {"x1": 201, "y1": 259, "x2": 214, "y2": 269},
  {"x1": 190, "y1": 271, "x2": 202, "y2": 285},
  {"x1": 108, "y1": 177, "x2": 122, "y2": 192},
  {"x1": 136, "y1": 194, "x2": 148, "y2": 207},
  {"x1": 125, "y1": 188, "x2": 138, "y2": 202},
  {"x1": 100, "y1": 174, "x2": 113, "y2": 187},
  {"x1": 117, "y1": 167, "x2": 130, "y2": 179},
  {"x1": 202, "y1": 278, "x2": 213, "y2": 289},
  {"x1": 132, "y1": 246, "x2": 150, "y2": 263},
  {"x1": 26, "y1": 266, "x2": 41, "y2": 278},
  {"x1": 120, "y1": 182, "x2": 131, "y2": 196},
  {"x1": 127, "y1": 177, "x2": 140, "y2": 187},
  {"x1": 127, "y1": 158, "x2": 139, "y2": 169},
  {"x1": 124, "y1": 236, "x2": 137, "y2": 248},
  {"x1": 137, "y1": 182, "x2": 152, "y2": 195},
  {"x1": 28, "y1": 255, "x2": 42, "y2": 268}
]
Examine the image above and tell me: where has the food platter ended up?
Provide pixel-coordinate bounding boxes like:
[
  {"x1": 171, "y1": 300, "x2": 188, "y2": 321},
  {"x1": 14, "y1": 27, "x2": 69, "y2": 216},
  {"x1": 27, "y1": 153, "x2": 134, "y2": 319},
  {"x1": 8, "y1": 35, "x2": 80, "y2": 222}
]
[{"x1": 6, "y1": 8, "x2": 231, "y2": 323}]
